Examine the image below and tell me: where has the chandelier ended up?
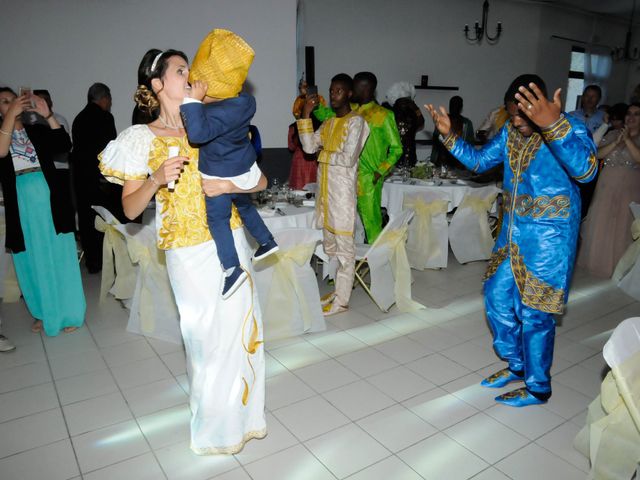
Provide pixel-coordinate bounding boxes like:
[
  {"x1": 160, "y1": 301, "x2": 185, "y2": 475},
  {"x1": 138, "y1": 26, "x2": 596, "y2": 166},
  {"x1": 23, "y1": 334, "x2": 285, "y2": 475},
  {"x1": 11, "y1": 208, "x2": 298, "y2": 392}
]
[{"x1": 464, "y1": 0, "x2": 502, "y2": 44}]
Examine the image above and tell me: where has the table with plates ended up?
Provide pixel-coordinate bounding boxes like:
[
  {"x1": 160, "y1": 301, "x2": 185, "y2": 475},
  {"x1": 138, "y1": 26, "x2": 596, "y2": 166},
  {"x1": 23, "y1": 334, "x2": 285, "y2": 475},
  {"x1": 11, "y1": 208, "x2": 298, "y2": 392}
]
[{"x1": 382, "y1": 177, "x2": 501, "y2": 215}]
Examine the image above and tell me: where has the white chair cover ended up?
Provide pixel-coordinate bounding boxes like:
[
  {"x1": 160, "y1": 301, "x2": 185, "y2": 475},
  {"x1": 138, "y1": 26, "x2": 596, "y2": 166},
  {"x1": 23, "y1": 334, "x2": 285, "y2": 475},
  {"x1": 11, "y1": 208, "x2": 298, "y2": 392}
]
[
  {"x1": 111, "y1": 222, "x2": 182, "y2": 344},
  {"x1": 449, "y1": 187, "x2": 500, "y2": 264},
  {"x1": 254, "y1": 228, "x2": 325, "y2": 341},
  {"x1": 355, "y1": 210, "x2": 424, "y2": 312},
  {"x1": 0, "y1": 206, "x2": 21, "y2": 303},
  {"x1": 613, "y1": 203, "x2": 640, "y2": 301},
  {"x1": 574, "y1": 317, "x2": 640, "y2": 479},
  {"x1": 402, "y1": 191, "x2": 449, "y2": 270},
  {"x1": 92, "y1": 206, "x2": 137, "y2": 303}
]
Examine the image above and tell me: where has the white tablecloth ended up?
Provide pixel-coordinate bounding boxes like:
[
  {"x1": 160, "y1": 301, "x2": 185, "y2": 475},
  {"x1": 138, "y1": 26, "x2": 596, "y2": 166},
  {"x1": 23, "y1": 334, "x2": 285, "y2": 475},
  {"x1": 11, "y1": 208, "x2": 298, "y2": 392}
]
[
  {"x1": 258, "y1": 205, "x2": 315, "y2": 232},
  {"x1": 382, "y1": 179, "x2": 500, "y2": 216}
]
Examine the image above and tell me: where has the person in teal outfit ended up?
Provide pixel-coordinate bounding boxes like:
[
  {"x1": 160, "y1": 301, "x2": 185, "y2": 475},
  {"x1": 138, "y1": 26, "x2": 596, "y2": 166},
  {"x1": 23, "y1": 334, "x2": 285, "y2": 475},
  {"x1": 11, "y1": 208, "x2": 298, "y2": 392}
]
[{"x1": 0, "y1": 87, "x2": 85, "y2": 336}]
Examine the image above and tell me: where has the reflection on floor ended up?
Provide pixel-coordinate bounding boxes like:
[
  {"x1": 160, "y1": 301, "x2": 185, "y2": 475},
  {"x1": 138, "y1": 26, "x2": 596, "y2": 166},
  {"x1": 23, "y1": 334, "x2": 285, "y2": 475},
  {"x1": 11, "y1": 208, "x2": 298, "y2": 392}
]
[{"x1": 0, "y1": 258, "x2": 637, "y2": 480}]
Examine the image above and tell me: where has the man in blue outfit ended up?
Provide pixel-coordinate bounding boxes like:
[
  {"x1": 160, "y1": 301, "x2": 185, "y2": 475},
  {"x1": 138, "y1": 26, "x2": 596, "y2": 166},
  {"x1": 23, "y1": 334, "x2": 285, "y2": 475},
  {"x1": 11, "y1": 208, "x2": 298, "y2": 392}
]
[{"x1": 427, "y1": 74, "x2": 597, "y2": 407}]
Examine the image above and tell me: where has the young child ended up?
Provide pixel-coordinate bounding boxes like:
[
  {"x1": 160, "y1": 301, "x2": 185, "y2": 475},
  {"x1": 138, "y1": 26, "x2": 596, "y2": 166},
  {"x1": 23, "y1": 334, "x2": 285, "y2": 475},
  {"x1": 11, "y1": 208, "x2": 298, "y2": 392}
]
[
  {"x1": 296, "y1": 74, "x2": 370, "y2": 316},
  {"x1": 181, "y1": 29, "x2": 278, "y2": 299}
]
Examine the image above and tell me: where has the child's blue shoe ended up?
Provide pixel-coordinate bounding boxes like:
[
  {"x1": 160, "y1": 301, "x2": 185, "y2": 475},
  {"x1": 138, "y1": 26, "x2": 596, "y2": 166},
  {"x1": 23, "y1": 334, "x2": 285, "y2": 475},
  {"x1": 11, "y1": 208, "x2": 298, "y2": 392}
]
[
  {"x1": 253, "y1": 239, "x2": 279, "y2": 262},
  {"x1": 222, "y1": 266, "x2": 248, "y2": 300}
]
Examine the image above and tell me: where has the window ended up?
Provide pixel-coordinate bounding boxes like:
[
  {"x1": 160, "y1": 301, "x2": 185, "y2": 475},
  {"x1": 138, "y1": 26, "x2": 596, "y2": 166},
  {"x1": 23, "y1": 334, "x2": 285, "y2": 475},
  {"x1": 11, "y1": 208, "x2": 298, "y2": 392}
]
[{"x1": 566, "y1": 46, "x2": 585, "y2": 111}]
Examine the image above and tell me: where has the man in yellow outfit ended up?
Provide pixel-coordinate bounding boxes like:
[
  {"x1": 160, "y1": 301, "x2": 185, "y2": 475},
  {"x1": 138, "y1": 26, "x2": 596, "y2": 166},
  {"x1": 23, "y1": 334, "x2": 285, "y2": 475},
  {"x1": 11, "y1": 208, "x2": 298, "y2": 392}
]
[{"x1": 297, "y1": 74, "x2": 369, "y2": 316}]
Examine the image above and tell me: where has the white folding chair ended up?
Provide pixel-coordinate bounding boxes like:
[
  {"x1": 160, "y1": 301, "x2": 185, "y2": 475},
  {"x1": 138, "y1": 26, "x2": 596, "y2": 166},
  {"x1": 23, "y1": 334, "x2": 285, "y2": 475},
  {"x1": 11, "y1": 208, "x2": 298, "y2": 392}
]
[
  {"x1": 402, "y1": 191, "x2": 450, "y2": 270},
  {"x1": 92, "y1": 206, "x2": 137, "y2": 303},
  {"x1": 254, "y1": 228, "x2": 326, "y2": 341},
  {"x1": 575, "y1": 317, "x2": 640, "y2": 480},
  {"x1": 111, "y1": 222, "x2": 182, "y2": 344},
  {"x1": 449, "y1": 187, "x2": 500, "y2": 264},
  {"x1": 613, "y1": 203, "x2": 640, "y2": 301},
  {"x1": 354, "y1": 210, "x2": 424, "y2": 313}
]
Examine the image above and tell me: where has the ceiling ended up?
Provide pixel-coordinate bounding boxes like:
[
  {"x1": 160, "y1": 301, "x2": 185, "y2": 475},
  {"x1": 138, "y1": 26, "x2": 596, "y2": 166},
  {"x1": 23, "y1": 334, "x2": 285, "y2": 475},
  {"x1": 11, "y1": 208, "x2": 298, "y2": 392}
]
[{"x1": 540, "y1": 0, "x2": 636, "y2": 18}]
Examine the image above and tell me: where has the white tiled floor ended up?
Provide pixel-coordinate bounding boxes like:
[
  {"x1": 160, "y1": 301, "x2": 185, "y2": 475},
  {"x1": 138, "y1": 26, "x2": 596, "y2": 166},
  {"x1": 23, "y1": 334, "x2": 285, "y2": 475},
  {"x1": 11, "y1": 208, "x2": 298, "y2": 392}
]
[{"x1": 0, "y1": 260, "x2": 637, "y2": 479}]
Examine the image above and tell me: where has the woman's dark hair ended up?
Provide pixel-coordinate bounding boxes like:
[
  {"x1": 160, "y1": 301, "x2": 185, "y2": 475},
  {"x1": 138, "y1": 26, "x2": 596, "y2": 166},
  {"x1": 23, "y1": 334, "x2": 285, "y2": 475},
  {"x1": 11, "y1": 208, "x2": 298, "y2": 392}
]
[
  {"x1": 609, "y1": 103, "x2": 628, "y2": 122},
  {"x1": 0, "y1": 87, "x2": 17, "y2": 96},
  {"x1": 133, "y1": 48, "x2": 188, "y2": 118},
  {"x1": 504, "y1": 74, "x2": 547, "y2": 106}
]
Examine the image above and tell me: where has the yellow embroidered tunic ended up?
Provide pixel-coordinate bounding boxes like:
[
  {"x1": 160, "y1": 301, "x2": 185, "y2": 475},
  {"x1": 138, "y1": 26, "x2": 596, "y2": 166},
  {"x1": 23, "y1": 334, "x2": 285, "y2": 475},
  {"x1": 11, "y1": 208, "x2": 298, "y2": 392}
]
[{"x1": 98, "y1": 125, "x2": 242, "y2": 250}]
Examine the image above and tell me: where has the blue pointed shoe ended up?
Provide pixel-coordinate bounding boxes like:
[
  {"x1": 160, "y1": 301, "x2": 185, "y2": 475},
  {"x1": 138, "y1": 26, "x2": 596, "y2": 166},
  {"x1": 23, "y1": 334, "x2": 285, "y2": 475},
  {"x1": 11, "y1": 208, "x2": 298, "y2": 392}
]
[
  {"x1": 495, "y1": 387, "x2": 548, "y2": 407},
  {"x1": 480, "y1": 368, "x2": 524, "y2": 388}
]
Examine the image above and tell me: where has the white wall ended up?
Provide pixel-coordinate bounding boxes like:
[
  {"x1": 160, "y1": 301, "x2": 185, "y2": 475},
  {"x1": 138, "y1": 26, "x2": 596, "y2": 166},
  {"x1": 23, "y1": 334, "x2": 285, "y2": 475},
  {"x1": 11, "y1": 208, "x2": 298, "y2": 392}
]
[
  {"x1": 301, "y1": 0, "x2": 630, "y2": 134},
  {"x1": 0, "y1": 0, "x2": 297, "y2": 147}
]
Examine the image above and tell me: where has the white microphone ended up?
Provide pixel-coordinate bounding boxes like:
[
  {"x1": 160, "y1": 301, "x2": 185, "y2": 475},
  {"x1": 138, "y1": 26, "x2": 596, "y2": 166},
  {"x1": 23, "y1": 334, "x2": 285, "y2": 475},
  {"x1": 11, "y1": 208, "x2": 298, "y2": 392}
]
[{"x1": 167, "y1": 146, "x2": 180, "y2": 191}]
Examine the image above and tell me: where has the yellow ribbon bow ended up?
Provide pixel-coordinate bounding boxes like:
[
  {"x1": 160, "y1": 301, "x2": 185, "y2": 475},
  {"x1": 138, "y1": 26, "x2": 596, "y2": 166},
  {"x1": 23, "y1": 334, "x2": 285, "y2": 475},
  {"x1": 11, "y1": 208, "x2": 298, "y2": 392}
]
[
  {"x1": 403, "y1": 197, "x2": 448, "y2": 268},
  {"x1": 94, "y1": 216, "x2": 136, "y2": 303},
  {"x1": 263, "y1": 242, "x2": 318, "y2": 341},
  {"x1": 377, "y1": 227, "x2": 425, "y2": 312},
  {"x1": 613, "y1": 219, "x2": 640, "y2": 281}
]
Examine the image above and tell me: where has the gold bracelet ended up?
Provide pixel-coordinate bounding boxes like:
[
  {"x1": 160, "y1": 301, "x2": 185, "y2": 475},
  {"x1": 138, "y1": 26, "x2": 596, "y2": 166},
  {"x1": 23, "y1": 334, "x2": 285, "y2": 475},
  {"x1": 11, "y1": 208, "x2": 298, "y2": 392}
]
[
  {"x1": 148, "y1": 173, "x2": 160, "y2": 187},
  {"x1": 0, "y1": 128, "x2": 10, "y2": 136}
]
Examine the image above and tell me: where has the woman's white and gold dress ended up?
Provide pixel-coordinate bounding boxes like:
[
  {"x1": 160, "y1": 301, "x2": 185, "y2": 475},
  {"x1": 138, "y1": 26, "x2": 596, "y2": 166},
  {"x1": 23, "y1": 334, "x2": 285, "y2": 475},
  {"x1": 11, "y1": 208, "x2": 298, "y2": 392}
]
[{"x1": 99, "y1": 125, "x2": 266, "y2": 454}]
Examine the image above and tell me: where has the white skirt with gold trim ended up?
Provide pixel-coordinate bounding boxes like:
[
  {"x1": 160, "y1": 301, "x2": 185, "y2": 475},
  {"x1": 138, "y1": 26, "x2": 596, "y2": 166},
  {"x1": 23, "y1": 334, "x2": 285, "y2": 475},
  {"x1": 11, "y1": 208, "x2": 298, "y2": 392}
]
[{"x1": 165, "y1": 231, "x2": 266, "y2": 454}]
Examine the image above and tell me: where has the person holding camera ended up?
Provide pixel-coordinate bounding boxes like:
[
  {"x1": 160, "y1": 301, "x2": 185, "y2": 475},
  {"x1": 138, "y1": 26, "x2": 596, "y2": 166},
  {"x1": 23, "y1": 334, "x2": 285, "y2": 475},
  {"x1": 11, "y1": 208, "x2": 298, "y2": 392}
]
[{"x1": 0, "y1": 87, "x2": 85, "y2": 336}]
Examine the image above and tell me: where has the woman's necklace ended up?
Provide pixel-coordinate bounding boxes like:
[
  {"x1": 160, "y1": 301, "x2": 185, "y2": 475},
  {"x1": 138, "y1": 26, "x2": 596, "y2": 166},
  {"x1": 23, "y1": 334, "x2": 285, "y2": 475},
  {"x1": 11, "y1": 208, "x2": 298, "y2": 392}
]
[{"x1": 158, "y1": 115, "x2": 183, "y2": 131}]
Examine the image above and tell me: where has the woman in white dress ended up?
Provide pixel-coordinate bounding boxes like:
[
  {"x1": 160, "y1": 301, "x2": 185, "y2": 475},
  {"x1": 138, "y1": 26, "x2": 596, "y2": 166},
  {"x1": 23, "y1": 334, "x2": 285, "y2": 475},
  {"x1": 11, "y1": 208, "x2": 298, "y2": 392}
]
[{"x1": 99, "y1": 49, "x2": 267, "y2": 454}]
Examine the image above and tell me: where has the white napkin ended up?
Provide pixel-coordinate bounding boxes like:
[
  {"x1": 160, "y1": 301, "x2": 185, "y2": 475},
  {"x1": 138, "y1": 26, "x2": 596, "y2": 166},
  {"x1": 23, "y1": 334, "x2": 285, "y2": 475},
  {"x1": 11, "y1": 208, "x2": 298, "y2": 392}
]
[{"x1": 302, "y1": 200, "x2": 315, "y2": 207}]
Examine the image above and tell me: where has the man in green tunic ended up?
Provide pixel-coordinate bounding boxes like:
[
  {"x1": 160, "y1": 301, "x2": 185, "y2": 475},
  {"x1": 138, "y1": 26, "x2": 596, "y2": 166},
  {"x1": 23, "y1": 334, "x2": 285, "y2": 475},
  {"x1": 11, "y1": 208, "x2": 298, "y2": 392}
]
[{"x1": 352, "y1": 72, "x2": 402, "y2": 243}]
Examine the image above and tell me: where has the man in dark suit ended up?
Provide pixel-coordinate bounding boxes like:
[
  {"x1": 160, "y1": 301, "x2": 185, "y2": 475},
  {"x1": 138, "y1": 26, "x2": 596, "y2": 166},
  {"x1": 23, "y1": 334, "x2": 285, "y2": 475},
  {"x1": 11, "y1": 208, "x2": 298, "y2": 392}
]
[{"x1": 71, "y1": 83, "x2": 118, "y2": 273}]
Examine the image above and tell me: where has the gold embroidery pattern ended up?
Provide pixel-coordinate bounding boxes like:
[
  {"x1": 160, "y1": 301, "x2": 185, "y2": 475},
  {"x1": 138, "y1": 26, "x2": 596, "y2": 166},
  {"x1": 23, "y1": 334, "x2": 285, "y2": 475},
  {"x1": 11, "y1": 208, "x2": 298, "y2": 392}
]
[
  {"x1": 318, "y1": 114, "x2": 355, "y2": 236},
  {"x1": 510, "y1": 243, "x2": 565, "y2": 314},
  {"x1": 98, "y1": 164, "x2": 148, "y2": 186},
  {"x1": 297, "y1": 118, "x2": 314, "y2": 135},
  {"x1": 498, "y1": 387, "x2": 529, "y2": 400},
  {"x1": 506, "y1": 125, "x2": 542, "y2": 182},
  {"x1": 191, "y1": 428, "x2": 267, "y2": 455},
  {"x1": 485, "y1": 368, "x2": 514, "y2": 384},
  {"x1": 503, "y1": 193, "x2": 570, "y2": 219},
  {"x1": 356, "y1": 103, "x2": 388, "y2": 126},
  {"x1": 240, "y1": 269, "x2": 263, "y2": 408},
  {"x1": 148, "y1": 136, "x2": 243, "y2": 250},
  {"x1": 574, "y1": 153, "x2": 598, "y2": 182},
  {"x1": 442, "y1": 133, "x2": 457, "y2": 150},
  {"x1": 541, "y1": 116, "x2": 571, "y2": 142},
  {"x1": 483, "y1": 245, "x2": 509, "y2": 281}
]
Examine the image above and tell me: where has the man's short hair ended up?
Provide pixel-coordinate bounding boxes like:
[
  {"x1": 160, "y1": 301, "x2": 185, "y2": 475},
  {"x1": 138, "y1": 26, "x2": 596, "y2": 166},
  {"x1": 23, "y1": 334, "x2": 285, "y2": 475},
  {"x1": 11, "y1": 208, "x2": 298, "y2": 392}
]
[
  {"x1": 331, "y1": 73, "x2": 353, "y2": 91},
  {"x1": 353, "y1": 71, "x2": 377, "y2": 90},
  {"x1": 504, "y1": 74, "x2": 547, "y2": 106},
  {"x1": 87, "y1": 83, "x2": 111, "y2": 103},
  {"x1": 583, "y1": 84, "x2": 602, "y2": 99}
]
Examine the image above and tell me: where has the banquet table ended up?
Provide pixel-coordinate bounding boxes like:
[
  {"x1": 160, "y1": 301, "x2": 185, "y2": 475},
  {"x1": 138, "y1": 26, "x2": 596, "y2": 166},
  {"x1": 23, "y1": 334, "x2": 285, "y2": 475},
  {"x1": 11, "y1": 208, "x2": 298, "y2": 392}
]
[{"x1": 382, "y1": 177, "x2": 501, "y2": 215}]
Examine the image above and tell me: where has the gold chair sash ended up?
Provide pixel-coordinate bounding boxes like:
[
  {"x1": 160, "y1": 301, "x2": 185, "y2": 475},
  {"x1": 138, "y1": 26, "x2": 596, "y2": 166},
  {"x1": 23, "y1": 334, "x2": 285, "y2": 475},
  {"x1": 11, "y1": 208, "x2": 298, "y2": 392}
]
[
  {"x1": 378, "y1": 227, "x2": 425, "y2": 312},
  {"x1": 403, "y1": 197, "x2": 448, "y2": 267},
  {"x1": 613, "y1": 219, "x2": 640, "y2": 282},
  {"x1": 95, "y1": 216, "x2": 136, "y2": 303}
]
